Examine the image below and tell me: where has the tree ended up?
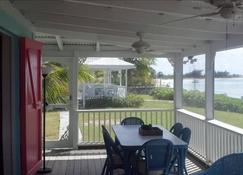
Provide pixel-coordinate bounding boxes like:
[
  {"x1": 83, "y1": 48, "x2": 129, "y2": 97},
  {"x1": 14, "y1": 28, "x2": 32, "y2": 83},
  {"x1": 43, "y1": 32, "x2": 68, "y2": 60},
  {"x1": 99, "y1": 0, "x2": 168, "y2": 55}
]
[
  {"x1": 157, "y1": 72, "x2": 164, "y2": 79},
  {"x1": 122, "y1": 57, "x2": 155, "y2": 86},
  {"x1": 183, "y1": 69, "x2": 203, "y2": 78},
  {"x1": 157, "y1": 71, "x2": 164, "y2": 87},
  {"x1": 44, "y1": 62, "x2": 94, "y2": 104}
]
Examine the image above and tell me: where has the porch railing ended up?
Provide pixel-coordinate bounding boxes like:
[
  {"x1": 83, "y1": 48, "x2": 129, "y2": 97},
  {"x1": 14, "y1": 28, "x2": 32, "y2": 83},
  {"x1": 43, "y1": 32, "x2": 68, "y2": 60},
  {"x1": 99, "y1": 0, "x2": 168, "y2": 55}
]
[
  {"x1": 177, "y1": 109, "x2": 243, "y2": 164},
  {"x1": 78, "y1": 108, "x2": 174, "y2": 144}
]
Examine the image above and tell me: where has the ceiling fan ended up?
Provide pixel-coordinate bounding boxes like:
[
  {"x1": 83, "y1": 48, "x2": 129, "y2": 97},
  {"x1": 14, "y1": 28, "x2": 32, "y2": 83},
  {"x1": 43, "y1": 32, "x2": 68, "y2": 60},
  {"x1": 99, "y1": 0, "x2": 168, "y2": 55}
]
[
  {"x1": 161, "y1": 0, "x2": 243, "y2": 25},
  {"x1": 131, "y1": 32, "x2": 151, "y2": 54}
]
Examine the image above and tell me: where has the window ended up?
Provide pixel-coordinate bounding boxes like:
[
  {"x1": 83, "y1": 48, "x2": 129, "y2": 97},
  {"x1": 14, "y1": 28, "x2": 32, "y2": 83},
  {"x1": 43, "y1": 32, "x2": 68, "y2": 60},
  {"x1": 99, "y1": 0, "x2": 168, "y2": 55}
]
[
  {"x1": 183, "y1": 55, "x2": 205, "y2": 115},
  {"x1": 214, "y1": 48, "x2": 243, "y2": 129}
]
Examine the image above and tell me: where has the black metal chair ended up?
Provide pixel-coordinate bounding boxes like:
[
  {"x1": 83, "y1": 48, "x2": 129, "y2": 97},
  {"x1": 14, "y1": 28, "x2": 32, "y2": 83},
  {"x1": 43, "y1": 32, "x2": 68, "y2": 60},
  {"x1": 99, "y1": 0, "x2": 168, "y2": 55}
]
[
  {"x1": 170, "y1": 127, "x2": 191, "y2": 175},
  {"x1": 194, "y1": 153, "x2": 243, "y2": 175},
  {"x1": 121, "y1": 117, "x2": 144, "y2": 125},
  {"x1": 134, "y1": 139, "x2": 174, "y2": 175},
  {"x1": 101, "y1": 125, "x2": 125, "y2": 175},
  {"x1": 169, "y1": 122, "x2": 183, "y2": 137}
]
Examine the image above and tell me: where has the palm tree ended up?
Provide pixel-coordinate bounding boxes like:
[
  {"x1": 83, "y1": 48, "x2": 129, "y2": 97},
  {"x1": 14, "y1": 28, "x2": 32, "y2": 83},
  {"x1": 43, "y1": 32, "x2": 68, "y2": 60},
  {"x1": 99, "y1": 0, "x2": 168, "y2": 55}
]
[{"x1": 43, "y1": 62, "x2": 94, "y2": 104}]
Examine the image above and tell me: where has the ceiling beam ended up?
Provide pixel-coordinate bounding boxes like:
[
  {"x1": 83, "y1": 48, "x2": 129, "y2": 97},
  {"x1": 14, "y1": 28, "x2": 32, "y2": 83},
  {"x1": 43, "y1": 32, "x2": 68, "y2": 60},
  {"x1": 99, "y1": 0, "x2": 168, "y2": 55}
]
[
  {"x1": 42, "y1": 41, "x2": 182, "y2": 54},
  {"x1": 43, "y1": 47, "x2": 169, "y2": 58},
  {"x1": 35, "y1": 27, "x2": 206, "y2": 54},
  {"x1": 36, "y1": 27, "x2": 206, "y2": 46},
  {"x1": 36, "y1": 32, "x2": 195, "y2": 48},
  {"x1": 55, "y1": 35, "x2": 63, "y2": 51}
]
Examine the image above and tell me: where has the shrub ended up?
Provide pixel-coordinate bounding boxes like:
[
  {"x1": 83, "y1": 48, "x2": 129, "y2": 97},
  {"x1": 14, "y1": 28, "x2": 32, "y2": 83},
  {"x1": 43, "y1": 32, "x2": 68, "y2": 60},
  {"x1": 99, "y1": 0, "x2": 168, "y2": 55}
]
[
  {"x1": 125, "y1": 94, "x2": 144, "y2": 107},
  {"x1": 150, "y1": 87, "x2": 174, "y2": 100},
  {"x1": 183, "y1": 90, "x2": 205, "y2": 108},
  {"x1": 84, "y1": 94, "x2": 144, "y2": 109},
  {"x1": 214, "y1": 95, "x2": 243, "y2": 113},
  {"x1": 183, "y1": 91, "x2": 243, "y2": 114},
  {"x1": 150, "y1": 87, "x2": 243, "y2": 114}
]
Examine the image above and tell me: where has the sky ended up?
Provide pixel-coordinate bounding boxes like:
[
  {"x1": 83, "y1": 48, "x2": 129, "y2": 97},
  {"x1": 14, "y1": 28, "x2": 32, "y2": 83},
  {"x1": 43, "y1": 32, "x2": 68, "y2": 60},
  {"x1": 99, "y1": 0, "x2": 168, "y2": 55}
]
[{"x1": 151, "y1": 47, "x2": 243, "y2": 75}]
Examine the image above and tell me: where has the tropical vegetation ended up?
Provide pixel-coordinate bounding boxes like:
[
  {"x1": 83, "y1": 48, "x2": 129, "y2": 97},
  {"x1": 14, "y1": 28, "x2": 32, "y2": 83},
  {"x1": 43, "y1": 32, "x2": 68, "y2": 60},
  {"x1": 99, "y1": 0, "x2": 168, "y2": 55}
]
[
  {"x1": 151, "y1": 87, "x2": 243, "y2": 114},
  {"x1": 122, "y1": 57, "x2": 156, "y2": 86},
  {"x1": 44, "y1": 61, "x2": 94, "y2": 104}
]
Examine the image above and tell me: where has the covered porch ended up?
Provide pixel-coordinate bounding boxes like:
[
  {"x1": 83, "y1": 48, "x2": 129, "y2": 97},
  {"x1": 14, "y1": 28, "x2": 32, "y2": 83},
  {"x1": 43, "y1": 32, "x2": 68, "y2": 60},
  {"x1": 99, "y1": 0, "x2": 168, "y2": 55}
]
[{"x1": 1, "y1": 0, "x2": 243, "y2": 175}]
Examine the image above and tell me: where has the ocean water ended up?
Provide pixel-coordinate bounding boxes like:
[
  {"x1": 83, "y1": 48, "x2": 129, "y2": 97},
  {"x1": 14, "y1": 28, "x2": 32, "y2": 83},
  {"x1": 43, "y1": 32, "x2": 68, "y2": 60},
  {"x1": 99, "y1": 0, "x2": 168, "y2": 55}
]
[{"x1": 155, "y1": 78, "x2": 243, "y2": 99}]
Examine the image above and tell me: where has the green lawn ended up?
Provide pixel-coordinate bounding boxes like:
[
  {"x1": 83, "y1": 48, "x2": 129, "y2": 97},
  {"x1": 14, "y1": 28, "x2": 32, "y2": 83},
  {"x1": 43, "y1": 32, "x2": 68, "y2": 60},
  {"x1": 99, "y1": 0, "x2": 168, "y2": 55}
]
[
  {"x1": 46, "y1": 111, "x2": 60, "y2": 140},
  {"x1": 186, "y1": 106, "x2": 243, "y2": 129},
  {"x1": 45, "y1": 95, "x2": 243, "y2": 140},
  {"x1": 138, "y1": 94, "x2": 154, "y2": 100},
  {"x1": 142, "y1": 100, "x2": 173, "y2": 109}
]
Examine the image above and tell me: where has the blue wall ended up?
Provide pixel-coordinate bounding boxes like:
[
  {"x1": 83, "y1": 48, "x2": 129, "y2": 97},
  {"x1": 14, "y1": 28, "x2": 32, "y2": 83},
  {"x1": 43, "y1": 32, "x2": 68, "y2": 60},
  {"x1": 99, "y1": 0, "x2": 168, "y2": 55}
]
[{"x1": 0, "y1": 8, "x2": 33, "y2": 175}]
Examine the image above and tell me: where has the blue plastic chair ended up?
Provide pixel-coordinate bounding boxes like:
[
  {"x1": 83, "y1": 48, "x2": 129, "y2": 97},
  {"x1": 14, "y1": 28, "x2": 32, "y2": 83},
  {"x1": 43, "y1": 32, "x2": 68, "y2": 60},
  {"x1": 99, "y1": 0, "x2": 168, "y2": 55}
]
[
  {"x1": 121, "y1": 117, "x2": 144, "y2": 125},
  {"x1": 170, "y1": 127, "x2": 191, "y2": 175},
  {"x1": 134, "y1": 139, "x2": 174, "y2": 175},
  {"x1": 194, "y1": 153, "x2": 243, "y2": 175},
  {"x1": 170, "y1": 122, "x2": 183, "y2": 137},
  {"x1": 101, "y1": 125, "x2": 124, "y2": 175}
]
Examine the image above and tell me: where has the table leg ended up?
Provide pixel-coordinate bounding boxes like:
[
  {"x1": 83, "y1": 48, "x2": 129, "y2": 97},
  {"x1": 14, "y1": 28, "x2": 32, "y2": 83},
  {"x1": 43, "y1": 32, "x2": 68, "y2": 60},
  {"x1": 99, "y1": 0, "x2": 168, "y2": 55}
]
[
  {"x1": 178, "y1": 148, "x2": 186, "y2": 175},
  {"x1": 123, "y1": 149, "x2": 131, "y2": 175}
]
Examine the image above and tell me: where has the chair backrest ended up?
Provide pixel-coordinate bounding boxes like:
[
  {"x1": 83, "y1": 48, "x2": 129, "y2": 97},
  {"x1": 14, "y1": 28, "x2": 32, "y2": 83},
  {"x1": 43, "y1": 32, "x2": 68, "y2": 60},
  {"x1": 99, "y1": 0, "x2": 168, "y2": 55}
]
[
  {"x1": 196, "y1": 153, "x2": 243, "y2": 175},
  {"x1": 180, "y1": 127, "x2": 191, "y2": 144},
  {"x1": 169, "y1": 123, "x2": 183, "y2": 137},
  {"x1": 121, "y1": 117, "x2": 144, "y2": 125},
  {"x1": 137, "y1": 139, "x2": 173, "y2": 174},
  {"x1": 102, "y1": 125, "x2": 120, "y2": 160}
]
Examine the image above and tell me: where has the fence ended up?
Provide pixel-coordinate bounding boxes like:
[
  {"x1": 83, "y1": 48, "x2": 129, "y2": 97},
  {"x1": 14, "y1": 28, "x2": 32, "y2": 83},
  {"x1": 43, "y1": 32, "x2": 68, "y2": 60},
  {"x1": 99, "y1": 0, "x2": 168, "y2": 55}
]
[
  {"x1": 177, "y1": 109, "x2": 243, "y2": 163},
  {"x1": 78, "y1": 108, "x2": 174, "y2": 144}
]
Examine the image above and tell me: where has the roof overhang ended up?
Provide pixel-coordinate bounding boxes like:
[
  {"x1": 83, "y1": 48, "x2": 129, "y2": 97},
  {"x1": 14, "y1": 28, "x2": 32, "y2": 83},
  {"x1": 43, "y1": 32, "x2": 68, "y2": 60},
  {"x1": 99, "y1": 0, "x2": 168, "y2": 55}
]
[{"x1": 84, "y1": 57, "x2": 136, "y2": 70}]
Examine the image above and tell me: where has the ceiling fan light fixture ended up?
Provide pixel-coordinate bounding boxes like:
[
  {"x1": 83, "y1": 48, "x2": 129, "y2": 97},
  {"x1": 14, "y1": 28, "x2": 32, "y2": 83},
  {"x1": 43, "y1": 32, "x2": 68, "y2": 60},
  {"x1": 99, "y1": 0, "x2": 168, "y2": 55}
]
[
  {"x1": 131, "y1": 32, "x2": 151, "y2": 54},
  {"x1": 131, "y1": 41, "x2": 150, "y2": 54}
]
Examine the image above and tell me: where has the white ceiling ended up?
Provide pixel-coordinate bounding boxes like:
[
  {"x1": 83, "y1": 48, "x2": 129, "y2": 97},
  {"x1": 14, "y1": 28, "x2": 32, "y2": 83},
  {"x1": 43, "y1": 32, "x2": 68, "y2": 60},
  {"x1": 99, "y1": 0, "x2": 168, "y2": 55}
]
[{"x1": 11, "y1": 0, "x2": 243, "y2": 58}]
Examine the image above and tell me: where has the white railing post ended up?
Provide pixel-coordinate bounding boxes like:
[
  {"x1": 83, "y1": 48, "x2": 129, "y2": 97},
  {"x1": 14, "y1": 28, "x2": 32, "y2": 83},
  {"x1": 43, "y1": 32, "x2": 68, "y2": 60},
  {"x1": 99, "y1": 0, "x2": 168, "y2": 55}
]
[
  {"x1": 69, "y1": 56, "x2": 79, "y2": 148},
  {"x1": 173, "y1": 54, "x2": 183, "y2": 122}
]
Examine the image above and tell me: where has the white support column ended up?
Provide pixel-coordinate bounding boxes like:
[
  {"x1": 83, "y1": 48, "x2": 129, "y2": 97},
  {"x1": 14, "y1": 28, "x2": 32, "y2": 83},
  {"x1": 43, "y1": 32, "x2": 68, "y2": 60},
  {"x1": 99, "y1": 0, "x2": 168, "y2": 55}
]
[
  {"x1": 82, "y1": 85, "x2": 86, "y2": 108},
  {"x1": 125, "y1": 69, "x2": 128, "y2": 96},
  {"x1": 173, "y1": 55, "x2": 183, "y2": 110},
  {"x1": 69, "y1": 57, "x2": 79, "y2": 148},
  {"x1": 108, "y1": 70, "x2": 111, "y2": 84},
  {"x1": 119, "y1": 70, "x2": 122, "y2": 86},
  {"x1": 205, "y1": 45, "x2": 216, "y2": 120}
]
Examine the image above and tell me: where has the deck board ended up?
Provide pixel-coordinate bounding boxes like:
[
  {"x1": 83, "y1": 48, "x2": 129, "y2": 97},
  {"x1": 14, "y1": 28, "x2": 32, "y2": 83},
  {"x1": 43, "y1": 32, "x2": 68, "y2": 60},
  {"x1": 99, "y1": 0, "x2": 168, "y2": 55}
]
[{"x1": 42, "y1": 149, "x2": 203, "y2": 175}]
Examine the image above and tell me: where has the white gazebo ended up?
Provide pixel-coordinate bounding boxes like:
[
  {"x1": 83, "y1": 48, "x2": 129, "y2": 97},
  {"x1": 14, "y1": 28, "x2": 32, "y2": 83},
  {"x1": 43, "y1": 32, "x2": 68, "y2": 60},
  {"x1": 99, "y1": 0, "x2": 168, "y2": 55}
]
[{"x1": 80, "y1": 57, "x2": 135, "y2": 108}]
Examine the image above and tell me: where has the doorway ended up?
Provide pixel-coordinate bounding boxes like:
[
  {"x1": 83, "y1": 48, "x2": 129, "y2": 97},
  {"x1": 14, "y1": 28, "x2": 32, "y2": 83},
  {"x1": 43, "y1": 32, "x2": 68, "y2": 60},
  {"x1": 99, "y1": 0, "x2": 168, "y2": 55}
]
[{"x1": 0, "y1": 31, "x2": 13, "y2": 175}]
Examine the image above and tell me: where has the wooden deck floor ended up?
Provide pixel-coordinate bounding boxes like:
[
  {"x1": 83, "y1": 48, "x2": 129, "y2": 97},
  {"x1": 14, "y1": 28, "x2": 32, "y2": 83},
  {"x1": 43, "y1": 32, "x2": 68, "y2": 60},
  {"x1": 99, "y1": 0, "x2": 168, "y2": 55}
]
[{"x1": 42, "y1": 149, "x2": 204, "y2": 175}]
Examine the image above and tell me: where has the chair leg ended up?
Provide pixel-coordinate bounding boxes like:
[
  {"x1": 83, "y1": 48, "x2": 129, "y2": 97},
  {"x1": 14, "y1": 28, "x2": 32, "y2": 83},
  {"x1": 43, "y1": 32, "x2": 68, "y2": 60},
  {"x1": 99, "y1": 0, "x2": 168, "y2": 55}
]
[
  {"x1": 101, "y1": 158, "x2": 108, "y2": 175},
  {"x1": 168, "y1": 156, "x2": 177, "y2": 173},
  {"x1": 184, "y1": 166, "x2": 188, "y2": 175}
]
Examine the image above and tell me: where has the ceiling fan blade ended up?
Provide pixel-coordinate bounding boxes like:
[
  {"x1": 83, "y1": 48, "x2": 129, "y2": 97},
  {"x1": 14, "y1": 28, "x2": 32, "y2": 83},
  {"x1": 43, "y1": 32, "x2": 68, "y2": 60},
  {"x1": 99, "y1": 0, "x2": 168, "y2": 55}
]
[
  {"x1": 200, "y1": 11, "x2": 221, "y2": 16},
  {"x1": 160, "y1": 11, "x2": 220, "y2": 25}
]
